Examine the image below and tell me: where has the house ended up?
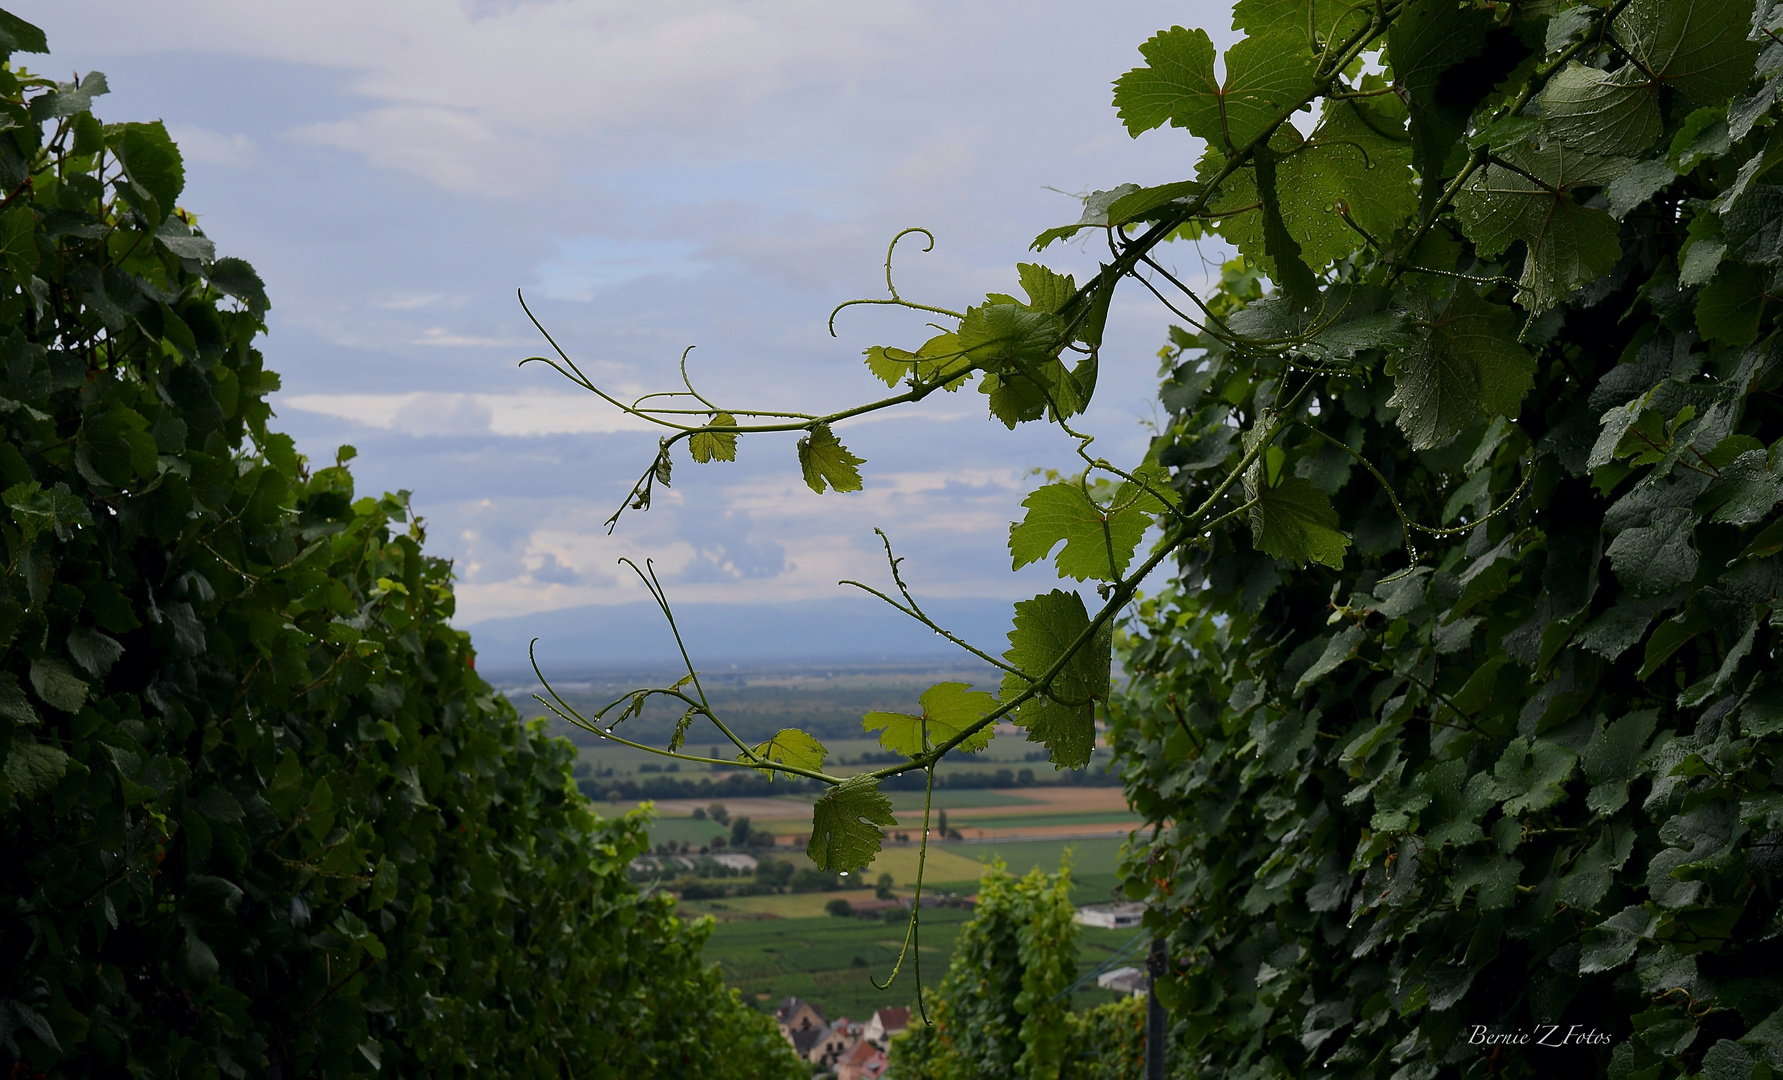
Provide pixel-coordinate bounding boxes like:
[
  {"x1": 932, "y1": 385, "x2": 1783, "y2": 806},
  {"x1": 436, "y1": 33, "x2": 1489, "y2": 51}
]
[
  {"x1": 774, "y1": 996, "x2": 825, "y2": 1044},
  {"x1": 1074, "y1": 902, "x2": 1147, "y2": 929},
  {"x1": 836, "y1": 1038, "x2": 889, "y2": 1080},
  {"x1": 808, "y1": 1017, "x2": 863, "y2": 1068},
  {"x1": 1097, "y1": 966, "x2": 1148, "y2": 997},
  {"x1": 709, "y1": 852, "x2": 757, "y2": 872},
  {"x1": 862, "y1": 1006, "x2": 910, "y2": 1048}
]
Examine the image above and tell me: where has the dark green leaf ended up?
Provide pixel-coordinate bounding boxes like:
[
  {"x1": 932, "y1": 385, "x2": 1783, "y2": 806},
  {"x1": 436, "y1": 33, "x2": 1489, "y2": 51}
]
[
  {"x1": 3, "y1": 739, "x2": 69, "y2": 797},
  {"x1": 111, "y1": 120, "x2": 185, "y2": 221},
  {"x1": 1248, "y1": 475, "x2": 1349, "y2": 568},
  {"x1": 29, "y1": 658, "x2": 87, "y2": 713},
  {"x1": 1388, "y1": 289, "x2": 1536, "y2": 450},
  {"x1": 807, "y1": 775, "x2": 896, "y2": 871}
]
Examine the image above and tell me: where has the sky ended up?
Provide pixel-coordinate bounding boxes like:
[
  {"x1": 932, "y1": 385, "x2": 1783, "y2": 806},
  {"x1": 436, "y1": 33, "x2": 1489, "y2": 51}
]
[{"x1": 25, "y1": 0, "x2": 1237, "y2": 666}]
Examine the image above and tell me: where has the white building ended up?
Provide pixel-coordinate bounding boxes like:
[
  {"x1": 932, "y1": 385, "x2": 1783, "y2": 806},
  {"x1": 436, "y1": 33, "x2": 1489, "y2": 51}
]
[
  {"x1": 1097, "y1": 966, "x2": 1148, "y2": 997},
  {"x1": 1073, "y1": 902, "x2": 1146, "y2": 929}
]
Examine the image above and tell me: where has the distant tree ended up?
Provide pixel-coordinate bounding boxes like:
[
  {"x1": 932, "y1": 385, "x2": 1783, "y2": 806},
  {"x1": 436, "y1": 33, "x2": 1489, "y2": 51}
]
[{"x1": 826, "y1": 898, "x2": 856, "y2": 917}]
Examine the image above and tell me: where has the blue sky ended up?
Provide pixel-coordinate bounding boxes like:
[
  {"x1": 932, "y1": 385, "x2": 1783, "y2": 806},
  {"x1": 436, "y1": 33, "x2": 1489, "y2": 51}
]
[{"x1": 26, "y1": 0, "x2": 1235, "y2": 662}]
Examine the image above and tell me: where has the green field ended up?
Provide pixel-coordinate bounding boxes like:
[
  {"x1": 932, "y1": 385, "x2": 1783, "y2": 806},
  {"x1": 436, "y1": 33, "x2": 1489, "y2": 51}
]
[
  {"x1": 704, "y1": 909, "x2": 1146, "y2": 1020},
  {"x1": 947, "y1": 810, "x2": 1142, "y2": 830}
]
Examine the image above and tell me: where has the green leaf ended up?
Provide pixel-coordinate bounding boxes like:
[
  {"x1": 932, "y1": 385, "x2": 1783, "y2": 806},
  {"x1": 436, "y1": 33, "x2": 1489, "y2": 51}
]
[
  {"x1": 1614, "y1": 0, "x2": 1759, "y2": 108},
  {"x1": 807, "y1": 774, "x2": 897, "y2": 871},
  {"x1": 864, "y1": 346, "x2": 915, "y2": 387},
  {"x1": 1113, "y1": 28, "x2": 1315, "y2": 152},
  {"x1": 0, "y1": 207, "x2": 36, "y2": 279},
  {"x1": 1008, "y1": 473, "x2": 1167, "y2": 582},
  {"x1": 1558, "y1": 822, "x2": 1636, "y2": 910},
  {"x1": 1231, "y1": 0, "x2": 1368, "y2": 47},
  {"x1": 206, "y1": 257, "x2": 269, "y2": 315},
  {"x1": 110, "y1": 120, "x2": 185, "y2": 222},
  {"x1": 66, "y1": 627, "x2": 124, "y2": 677},
  {"x1": 744, "y1": 729, "x2": 827, "y2": 777},
  {"x1": 1606, "y1": 507, "x2": 1698, "y2": 597},
  {"x1": 1701, "y1": 448, "x2": 1781, "y2": 524},
  {"x1": 1388, "y1": 0, "x2": 1494, "y2": 210},
  {"x1": 5, "y1": 480, "x2": 95, "y2": 542},
  {"x1": 999, "y1": 590, "x2": 1111, "y2": 769},
  {"x1": 29, "y1": 658, "x2": 88, "y2": 713},
  {"x1": 0, "y1": 673, "x2": 38, "y2": 727},
  {"x1": 1579, "y1": 904, "x2": 1657, "y2": 972},
  {"x1": 1489, "y1": 736, "x2": 1577, "y2": 815},
  {"x1": 1248, "y1": 475, "x2": 1349, "y2": 568},
  {"x1": 689, "y1": 412, "x2": 737, "y2": 463},
  {"x1": 1254, "y1": 143, "x2": 1319, "y2": 304},
  {"x1": 1387, "y1": 288, "x2": 1537, "y2": 450},
  {"x1": 0, "y1": 10, "x2": 49, "y2": 55},
  {"x1": 796, "y1": 423, "x2": 864, "y2": 494},
  {"x1": 861, "y1": 681, "x2": 999, "y2": 757},
  {"x1": 1017, "y1": 263, "x2": 1075, "y2": 314},
  {"x1": 1694, "y1": 262, "x2": 1772, "y2": 345},
  {"x1": 1583, "y1": 709, "x2": 1660, "y2": 814},
  {"x1": 3, "y1": 739, "x2": 69, "y2": 798},
  {"x1": 1454, "y1": 140, "x2": 1627, "y2": 312},
  {"x1": 1541, "y1": 63, "x2": 1665, "y2": 157}
]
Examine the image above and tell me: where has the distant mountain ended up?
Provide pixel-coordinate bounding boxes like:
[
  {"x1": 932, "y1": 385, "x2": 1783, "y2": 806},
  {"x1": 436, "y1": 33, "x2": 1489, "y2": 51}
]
[{"x1": 462, "y1": 595, "x2": 1021, "y2": 677}]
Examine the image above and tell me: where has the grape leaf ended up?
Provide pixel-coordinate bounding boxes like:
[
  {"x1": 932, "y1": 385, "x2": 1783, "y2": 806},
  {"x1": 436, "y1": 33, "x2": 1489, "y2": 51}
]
[
  {"x1": 807, "y1": 774, "x2": 897, "y2": 871},
  {"x1": 743, "y1": 728, "x2": 827, "y2": 778},
  {"x1": 1248, "y1": 475, "x2": 1350, "y2": 568},
  {"x1": 29, "y1": 657, "x2": 88, "y2": 713},
  {"x1": 999, "y1": 590, "x2": 1111, "y2": 769},
  {"x1": 797, "y1": 423, "x2": 864, "y2": 494},
  {"x1": 111, "y1": 120, "x2": 185, "y2": 224},
  {"x1": 1615, "y1": 0, "x2": 1759, "y2": 108},
  {"x1": 1605, "y1": 506, "x2": 1698, "y2": 597},
  {"x1": 1017, "y1": 263, "x2": 1076, "y2": 314},
  {"x1": 1702, "y1": 448, "x2": 1782, "y2": 524},
  {"x1": 1114, "y1": 28, "x2": 1315, "y2": 152},
  {"x1": 1231, "y1": 0, "x2": 1368, "y2": 47},
  {"x1": 3, "y1": 739, "x2": 70, "y2": 798},
  {"x1": 689, "y1": 412, "x2": 737, "y2": 463},
  {"x1": 1695, "y1": 262, "x2": 1772, "y2": 345},
  {"x1": 1202, "y1": 96, "x2": 1416, "y2": 278},
  {"x1": 1388, "y1": 0, "x2": 1494, "y2": 210},
  {"x1": 1388, "y1": 288, "x2": 1536, "y2": 450},
  {"x1": 1008, "y1": 470, "x2": 1170, "y2": 582},
  {"x1": 1541, "y1": 63, "x2": 1665, "y2": 157},
  {"x1": 1490, "y1": 737, "x2": 1577, "y2": 815},
  {"x1": 1455, "y1": 140, "x2": 1627, "y2": 312},
  {"x1": 861, "y1": 681, "x2": 999, "y2": 757}
]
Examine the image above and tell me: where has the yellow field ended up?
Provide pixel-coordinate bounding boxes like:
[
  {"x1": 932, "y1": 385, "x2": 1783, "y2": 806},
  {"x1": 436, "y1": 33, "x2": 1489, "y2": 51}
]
[
  {"x1": 861, "y1": 844, "x2": 987, "y2": 886},
  {"x1": 687, "y1": 888, "x2": 883, "y2": 919}
]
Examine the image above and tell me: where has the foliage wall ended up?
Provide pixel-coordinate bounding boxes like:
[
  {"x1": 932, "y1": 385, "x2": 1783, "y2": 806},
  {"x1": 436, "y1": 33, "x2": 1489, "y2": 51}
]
[
  {"x1": 1106, "y1": 0, "x2": 1783, "y2": 1077},
  {"x1": 886, "y1": 860, "x2": 1088, "y2": 1080},
  {"x1": 0, "y1": 16, "x2": 800, "y2": 1079}
]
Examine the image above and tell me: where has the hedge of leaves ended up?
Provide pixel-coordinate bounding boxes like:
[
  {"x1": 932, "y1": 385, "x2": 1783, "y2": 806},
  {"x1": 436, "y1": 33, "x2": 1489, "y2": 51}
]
[
  {"x1": 886, "y1": 860, "x2": 1086, "y2": 1080},
  {"x1": 1107, "y1": 0, "x2": 1783, "y2": 1077},
  {"x1": 0, "y1": 16, "x2": 799, "y2": 1079}
]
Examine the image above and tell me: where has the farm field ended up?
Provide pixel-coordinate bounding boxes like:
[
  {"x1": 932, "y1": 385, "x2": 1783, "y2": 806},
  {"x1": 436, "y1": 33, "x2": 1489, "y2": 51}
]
[
  {"x1": 703, "y1": 907, "x2": 1146, "y2": 1021},
  {"x1": 637, "y1": 783, "x2": 1138, "y2": 848}
]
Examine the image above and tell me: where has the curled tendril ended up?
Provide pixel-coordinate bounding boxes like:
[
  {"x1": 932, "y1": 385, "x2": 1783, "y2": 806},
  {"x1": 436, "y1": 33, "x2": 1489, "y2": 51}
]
[{"x1": 828, "y1": 227, "x2": 966, "y2": 335}]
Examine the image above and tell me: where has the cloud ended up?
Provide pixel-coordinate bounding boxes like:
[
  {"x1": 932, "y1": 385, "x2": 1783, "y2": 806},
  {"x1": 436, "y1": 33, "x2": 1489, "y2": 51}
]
[
  {"x1": 279, "y1": 391, "x2": 659, "y2": 436},
  {"x1": 61, "y1": 0, "x2": 927, "y2": 195},
  {"x1": 537, "y1": 237, "x2": 709, "y2": 298},
  {"x1": 165, "y1": 125, "x2": 257, "y2": 168}
]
